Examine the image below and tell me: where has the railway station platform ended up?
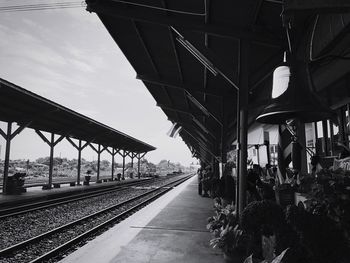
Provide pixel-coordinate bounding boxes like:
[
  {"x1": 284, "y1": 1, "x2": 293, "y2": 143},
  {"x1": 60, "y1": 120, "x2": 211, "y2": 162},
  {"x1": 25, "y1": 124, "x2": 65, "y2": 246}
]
[
  {"x1": 0, "y1": 178, "x2": 149, "y2": 209},
  {"x1": 60, "y1": 175, "x2": 225, "y2": 263}
]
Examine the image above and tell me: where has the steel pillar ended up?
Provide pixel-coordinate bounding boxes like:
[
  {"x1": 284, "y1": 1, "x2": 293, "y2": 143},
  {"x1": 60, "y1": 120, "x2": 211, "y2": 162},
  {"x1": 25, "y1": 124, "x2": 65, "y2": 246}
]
[
  {"x1": 48, "y1": 133, "x2": 55, "y2": 187},
  {"x1": 266, "y1": 142, "x2": 271, "y2": 165},
  {"x1": 106, "y1": 148, "x2": 118, "y2": 180},
  {"x1": 66, "y1": 137, "x2": 89, "y2": 185},
  {"x1": 296, "y1": 122, "x2": 308, "y2": 175},
  {"x1": 122, "y1": 150, "x2": 126, "y2": 180},
  {"x1": 2, "y1": 122, "x2": 12, "y2": 194},
  {"x1": 255, "y1": 145, "x2": 260, "y2": 165},
  {"x1": 137, "y1": 152, "x2": 147, "y2": 179},
  {"x1": 237, "y1": 40, "x2": 249, "y2": 217},
  {"x1": 1, "y1": 122, "x2": 30, "y2": 194},
  {"x1": 36, "y1": 130, "x2": 64, "y2": 189},
  {"x1": 77, "y1": 140, "x2": 82, "y2": 184},
  {"x1": 137, "y1": 154, "x2": 141, "y2": 179},
  {"x1": 89, "y1": 143, "x2": 106, "y2": 181},
  {"x1": 97, "y1": 144, "x2": 101, "y2": 181},
  {"x1": 322, "y1": 120, "x2": 329, "y2": 155},
  {"x1": 329, "y1": 120, "x2": 335, "y2": 156},
  {"x1": 314, "y1": 122, "x2": 319, "y2": 155},
  {"x1": 112, "y1": 150, "x2": 115, "y2": 180}
]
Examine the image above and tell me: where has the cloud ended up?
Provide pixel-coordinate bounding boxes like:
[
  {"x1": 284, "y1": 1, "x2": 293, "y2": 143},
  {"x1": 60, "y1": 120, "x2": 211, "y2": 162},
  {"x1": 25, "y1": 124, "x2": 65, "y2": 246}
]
[{"x1": 0, "y1": 9, "x2": 196, "y2": 165}]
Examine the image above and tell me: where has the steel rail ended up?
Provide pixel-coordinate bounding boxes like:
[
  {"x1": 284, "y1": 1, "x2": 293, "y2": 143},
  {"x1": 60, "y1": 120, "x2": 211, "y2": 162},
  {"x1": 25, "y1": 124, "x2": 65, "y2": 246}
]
[
  {"x1": 0, "y1": 178, "x2": 157, "y2": 218},
  {"x1": 0, "y1": 174, "x2": 193, "y2": 261}
]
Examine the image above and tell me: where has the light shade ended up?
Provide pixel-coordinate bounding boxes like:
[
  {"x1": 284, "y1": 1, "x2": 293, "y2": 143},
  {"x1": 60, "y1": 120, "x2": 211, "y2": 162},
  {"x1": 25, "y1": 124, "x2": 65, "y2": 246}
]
[{"x1": 256, "y1": 59, "x2": 334, "y2": 124}]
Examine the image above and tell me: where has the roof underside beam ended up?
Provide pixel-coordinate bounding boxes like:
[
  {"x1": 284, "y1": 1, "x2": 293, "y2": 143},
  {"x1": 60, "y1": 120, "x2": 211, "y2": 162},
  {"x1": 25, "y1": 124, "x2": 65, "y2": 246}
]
[
  {"x1": 86, "y1": 0, "x2": 284, "y2": 47},
  {"x1": 157, "y1": 103, "x2": 206, "y2": 118},
  {"x1": 137, "y1": 74, "x2": 230, "y2": 97}
]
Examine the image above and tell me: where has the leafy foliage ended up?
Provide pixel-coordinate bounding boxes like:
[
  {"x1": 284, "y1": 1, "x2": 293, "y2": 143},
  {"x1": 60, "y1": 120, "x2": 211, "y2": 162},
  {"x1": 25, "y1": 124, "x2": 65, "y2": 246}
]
[
  {"x1": 207, "y1": 199, "x2": 247, "y2": 255},
  {"x1": 302, "y1": 168, "x2": 350, "y2": 240}
]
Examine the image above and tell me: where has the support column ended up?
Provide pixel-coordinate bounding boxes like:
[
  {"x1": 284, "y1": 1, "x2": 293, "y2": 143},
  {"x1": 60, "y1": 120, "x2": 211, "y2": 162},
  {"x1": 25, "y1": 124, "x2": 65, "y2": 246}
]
[
  {"x1": 266, "y1": 142, "x2": 271, "y2": 165},
  {"x1": 36, "y1": 130, "x2": 64, "y2": 189},
  {"x1": 1, "y1": 122, "x2": 30, "y2": 194},
  {"x1": 89, "y1": 143, "x2": 106, "y2": 182},
  {"x1": 338, "y1": 108, "x2": 346, "y2": 146},
  {"x1": 237, "y1": 40, "x2": 249, "y2": 217},
  {"x1": 77, "y1": 140, "x2": 82, "y2": 184},
  {"x1": 130, "y1": 152, "x2": 135, "y2": 178},
  {"x1": 255, "y1": 145, "x2": 260, "y2": 165},
  {"x1": 137, "y1": 152, "x2": 146, "y2": 179},
  {"x1": 322, "y1": 120, "x2": 329, "y2": 156},
  {"x1": 112, "y1": 149, "x2": 115, "y2": 180},
  {"x1": 220, "y1": 98, "x2": 228, "y2": 179},
  {"x1": 122, "y1": 150, "x2": 126, "y2": 180},
  {"x1": 48, "y1": 133, "x2": 55, "y2": 187},
  {"x1": 97, "y1": 144, "x2": 101, "y2": 181},
  {"x1": 66, "y1": 137, "x2": 89, "y2": 185},
  {"x1": 314, "y1": 122, "x2": 319, "y2": 155},
  {"x1": 297, "y1": 122, "x2": 308, "y2": 175},
  {"x1": 137, "y1": 153, "x2": 141, "y2": 179},
  {"x1": 347, "y1": 104, "x2": 350, "y2": 148},
  {"x1": 235, "y1": 111, "x2": 240, "y2": 212},
  {"x1": 106, "y1": 148, "x2": 119, "y2": 180},
  {"x1": 2, "y1": 122, "x2": 12, "y2": 194},
  {"x1": 329, "y1": 120, "x2": 335, "y2": 156}
]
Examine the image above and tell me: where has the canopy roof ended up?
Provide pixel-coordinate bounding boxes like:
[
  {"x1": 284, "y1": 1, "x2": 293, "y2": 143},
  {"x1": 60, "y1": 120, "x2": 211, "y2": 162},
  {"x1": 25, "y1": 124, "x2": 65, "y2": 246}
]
[
  {"x1": 86, "y1": 0, "x2": 350, "y2": 164},
  {"x1": 0, "y1": 78, "x2": 156, "y2": 153}
]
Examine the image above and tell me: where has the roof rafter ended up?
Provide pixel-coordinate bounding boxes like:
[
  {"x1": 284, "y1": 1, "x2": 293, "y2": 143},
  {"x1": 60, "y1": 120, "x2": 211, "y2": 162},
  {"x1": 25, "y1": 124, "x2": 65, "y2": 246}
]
[
  {"x1": 157, "y1": 103, "x2": 205, "y2": 118},
  {"x1": 137, "y1": 74, "x2": 229, "y2": 97},
  {"x1": 86, "y1": 0, "x2": 284, "y2": 47}
]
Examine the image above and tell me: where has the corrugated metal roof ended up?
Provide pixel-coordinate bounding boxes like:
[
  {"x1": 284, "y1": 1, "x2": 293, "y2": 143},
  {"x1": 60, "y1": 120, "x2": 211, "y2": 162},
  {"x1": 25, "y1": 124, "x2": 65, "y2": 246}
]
[{"x1": 0, "y1": 78, "x2": 156, "y2": 153}]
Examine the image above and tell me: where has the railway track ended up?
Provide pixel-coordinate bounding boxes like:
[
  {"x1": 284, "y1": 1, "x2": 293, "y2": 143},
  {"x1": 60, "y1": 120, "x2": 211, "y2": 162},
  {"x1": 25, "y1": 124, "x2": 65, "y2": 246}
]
[
  {"x1": 0, "y1": 174, "x2": 193, "y2": 263},
  {"x1": 0, "y1": 177, "x2": 158, "y2": 218}
]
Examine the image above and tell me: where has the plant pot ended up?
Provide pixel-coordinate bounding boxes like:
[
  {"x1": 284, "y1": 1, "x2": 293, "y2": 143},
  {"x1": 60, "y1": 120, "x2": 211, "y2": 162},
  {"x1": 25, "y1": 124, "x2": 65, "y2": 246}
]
[
  {"x1": 275, "y1": 184, "x2": 295, "y2": 207},
  {"x1": 84, "y1": 175, "x2": 91, "y2": 182}
]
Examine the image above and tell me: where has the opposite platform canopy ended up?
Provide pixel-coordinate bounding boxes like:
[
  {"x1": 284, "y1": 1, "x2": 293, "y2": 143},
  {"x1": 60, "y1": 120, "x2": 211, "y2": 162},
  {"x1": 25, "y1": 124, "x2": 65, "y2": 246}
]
[
  {"x1": 86, "y1": 0, "x2": 350, "y2": 164},
  {"x1": 0, "y1": 78, "x2": 156, "y2": 153}
]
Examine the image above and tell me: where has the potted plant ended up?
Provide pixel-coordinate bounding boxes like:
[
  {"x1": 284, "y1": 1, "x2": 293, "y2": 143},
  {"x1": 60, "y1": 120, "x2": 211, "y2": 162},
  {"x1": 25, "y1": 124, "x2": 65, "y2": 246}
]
[
  {"x1": 84, "y1": 170, "x2": 92, "y2": 185},
  {"x1": 207, "y1": 199, "x2": 247, "y2": 262},
  {"x1": 274, "y1": 168, "x2": 299, "y2": 207},
  {"x1": 240, "y1": 200, "x2": 299, "y2": 261},
  {"x1": 286, "y1": 203, "x2": 348, "y2": 263}
]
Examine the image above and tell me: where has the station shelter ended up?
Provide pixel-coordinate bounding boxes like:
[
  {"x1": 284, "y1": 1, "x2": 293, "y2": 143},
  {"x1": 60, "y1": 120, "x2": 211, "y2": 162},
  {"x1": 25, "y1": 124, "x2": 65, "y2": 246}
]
[
  {"x1": 0, "y1": 78, "x2": 156, "y2": 194},
  {"x1": 85, "y1": 0, "x2": 350, "y2": 215}
]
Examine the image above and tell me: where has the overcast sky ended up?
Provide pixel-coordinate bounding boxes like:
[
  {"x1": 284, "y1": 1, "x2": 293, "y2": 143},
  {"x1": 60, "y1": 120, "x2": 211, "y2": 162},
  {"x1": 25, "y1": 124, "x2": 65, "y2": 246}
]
[{"x1": 0, "y1": 1, "x2": 197, "y2": 166}]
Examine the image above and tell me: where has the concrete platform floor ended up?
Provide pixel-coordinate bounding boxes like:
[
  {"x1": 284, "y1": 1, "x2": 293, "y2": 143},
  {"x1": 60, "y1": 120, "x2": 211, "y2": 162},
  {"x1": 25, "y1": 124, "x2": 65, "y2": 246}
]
[{"x1": 60, "y1": 175, "x2": 225, "y2": 263}]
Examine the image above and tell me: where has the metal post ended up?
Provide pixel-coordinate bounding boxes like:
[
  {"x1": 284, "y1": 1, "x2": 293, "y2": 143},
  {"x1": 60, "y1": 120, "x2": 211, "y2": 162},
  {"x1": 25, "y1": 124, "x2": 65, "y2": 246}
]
[
  {"x1": 338, "y1": 108, "x2": 346, "y2": 145},
  {"x1": 122, "y1": 150, "x2": 126, "y2": 180},
  {"x1": 347, "y1": 104, "x2": 350, "y2": 148},
  {"x1": 77, "y1": 140, "x2": 82, "y2": 185},
  {"x1": 111, "y1": 149, "x2": 115, "y2": 180},
  {"x1": 314, "y1": 122, "x2": 318, "y2": 155},
  {"x1": 329, "y1": 120, "x2": 335, "y2": 156},
  {"x1": 130, "y1": 154, "x2": 134, "y2": 178},
  {"x1": 137, "y1": 154, "x2": 141, "y2": 179},
  {"x1": 235, "y1": 111, "x2": 240, "y2": 212},
  {"x1": 97, "y1": 144, "x2": 101, "y2": 181},
  {"x1": 48, "y1": 133, "x2": 55, "y2": 188},
  {"x1": 237, "y1": 40, "x2": 249, "y2": 217},
  {"x1": 3, "y1": 122, "x2": 12, "y2": 194},
  {"x1": 297, "y1": 122, "x2": 308, "y2": 175},
  {"x1": 266, "y1": 142, "x2": 271, "y2": 165},
  {"x1": 322, "y1": 120, "x2": 328, "y2": 155}
]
